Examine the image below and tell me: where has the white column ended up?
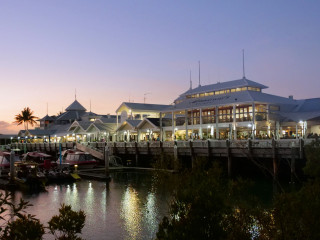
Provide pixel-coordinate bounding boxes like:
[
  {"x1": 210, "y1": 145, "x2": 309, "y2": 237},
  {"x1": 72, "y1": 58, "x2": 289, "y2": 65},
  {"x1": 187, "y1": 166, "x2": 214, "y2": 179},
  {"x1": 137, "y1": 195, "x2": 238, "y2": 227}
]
[
  {"x1": 172, "y1": 111, "x2": 175, "y2": 140},
  {"x1": 276, "y1": 121, "x2": 280, "y2": 139},
  {"x1": 252, "y1": 103, "x2": 256, "y2": 140},
  {"x1": 160, "y1": 112, "x2": 163, "y2": 141},
  {"x1": 191, "y1": 109, "x2": 194, "y2": 140},
  {"x1": 304, "y1": 121, "x2": 308, "y2": 139},
  {"x1": 116, "y1": 112, "x2": 119, "y2": 128},
  {"x1": 215, "y1": 106, "x2": 219, "y2": 139}
]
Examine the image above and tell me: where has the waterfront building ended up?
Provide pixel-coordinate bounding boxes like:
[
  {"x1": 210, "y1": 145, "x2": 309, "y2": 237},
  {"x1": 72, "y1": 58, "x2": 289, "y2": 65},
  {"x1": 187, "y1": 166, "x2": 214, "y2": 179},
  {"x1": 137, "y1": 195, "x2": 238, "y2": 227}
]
[
  {"x1": 16, "y1": 78, "x2": 320, "y2": 143},
  {"x1": 115, "y1": 102, "x2": 171, "y2": 141},
  {"x1": 159, "y1": 77, "x2": 320, "y2": 140},
  {"x1": 18, "y1": 99, "x2": 119, "y2": 142}
]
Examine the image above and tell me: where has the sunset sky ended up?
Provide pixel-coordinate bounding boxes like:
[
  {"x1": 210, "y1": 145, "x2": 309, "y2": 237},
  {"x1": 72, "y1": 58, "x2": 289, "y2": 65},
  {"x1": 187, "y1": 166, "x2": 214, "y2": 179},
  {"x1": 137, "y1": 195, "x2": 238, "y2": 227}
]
[{"x1": 1, "y1": 1, "x2": 320, "y2": 133}]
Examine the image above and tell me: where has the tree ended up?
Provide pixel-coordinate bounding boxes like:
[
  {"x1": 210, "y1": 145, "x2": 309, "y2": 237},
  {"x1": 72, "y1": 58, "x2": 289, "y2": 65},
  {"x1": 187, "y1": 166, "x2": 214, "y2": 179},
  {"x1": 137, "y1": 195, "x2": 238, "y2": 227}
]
[
  {"x1": 48, "y1": 204, "x2": 86, "y2": 240},
  {"x1": 0, "y1": 191, "x2": 44, "y2": 240},
  {"x1": 0, "y1": 192, "x2": 86, "y2": 240},
  {"x1": 156, "y1": 162, "x2": 271, "y2": 240},
  {"x1": 13, "y1": 107, "x2": 38, "y2": 131}
]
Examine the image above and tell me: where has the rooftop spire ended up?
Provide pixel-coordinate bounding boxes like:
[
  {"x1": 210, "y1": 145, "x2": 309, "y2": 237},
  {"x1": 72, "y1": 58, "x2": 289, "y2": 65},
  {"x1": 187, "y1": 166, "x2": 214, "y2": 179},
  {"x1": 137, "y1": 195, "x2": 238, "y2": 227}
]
[
  {"x1": 189, "y1": 70, "x2": 192, "y2": 90},
  {"x1": 242, "y1": 49, "x2": 246, "y2": 79},
  {"x1": 198, "y1": 61, "x2": 201, "y2": 87},
  {"x1": 75, "y1": 88, "x2": 77, "y2": 100}
]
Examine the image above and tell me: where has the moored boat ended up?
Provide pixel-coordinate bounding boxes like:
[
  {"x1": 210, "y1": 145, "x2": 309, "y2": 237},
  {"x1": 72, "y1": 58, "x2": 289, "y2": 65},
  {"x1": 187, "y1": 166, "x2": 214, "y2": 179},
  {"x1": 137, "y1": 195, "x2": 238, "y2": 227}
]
[
  {"x1": 57, "y1": 150, "x2": 98, "y2": 169},
  {"x1": 22, "y1": 152, "x2": 57, "y2": 169},
  {"x1": 14, "y1": 162, "x2": 47, "y2": 191},
  {"x1": 0, "y1": 150, "x2": 21, "y2": 176}
]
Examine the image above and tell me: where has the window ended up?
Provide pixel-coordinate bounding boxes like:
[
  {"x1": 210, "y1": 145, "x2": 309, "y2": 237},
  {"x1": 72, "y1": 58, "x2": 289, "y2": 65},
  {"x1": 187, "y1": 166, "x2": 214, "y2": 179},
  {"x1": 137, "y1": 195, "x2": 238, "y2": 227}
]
[{"x1": 270, "y1": 105, "x2": 280, "y2": 111}]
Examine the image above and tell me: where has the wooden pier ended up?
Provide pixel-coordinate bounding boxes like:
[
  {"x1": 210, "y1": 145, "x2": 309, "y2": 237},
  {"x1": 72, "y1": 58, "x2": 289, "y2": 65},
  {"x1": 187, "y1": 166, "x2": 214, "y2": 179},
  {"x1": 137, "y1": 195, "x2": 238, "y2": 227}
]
[
  {"x1": 10, "y1": 139, "x2": 308, "y2": 160},
  {"x1": 10, "y1": 139, "x2": 311, "y2": 179}
]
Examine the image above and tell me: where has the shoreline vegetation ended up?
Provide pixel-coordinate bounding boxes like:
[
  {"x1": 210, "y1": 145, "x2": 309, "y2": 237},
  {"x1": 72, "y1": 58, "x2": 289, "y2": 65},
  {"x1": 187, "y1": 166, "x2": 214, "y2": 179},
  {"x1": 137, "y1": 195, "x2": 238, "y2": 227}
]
[
  {"x1": 154, "y1": 139, "x2": 320, "y2": 240},
  {"x1": 0, "y1": 194, "x2": 85, "y2": 240}
]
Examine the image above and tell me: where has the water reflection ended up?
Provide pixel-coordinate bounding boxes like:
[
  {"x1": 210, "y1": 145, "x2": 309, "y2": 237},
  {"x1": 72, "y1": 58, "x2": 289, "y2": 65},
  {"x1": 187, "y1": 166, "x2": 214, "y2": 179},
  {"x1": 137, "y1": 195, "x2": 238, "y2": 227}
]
[
  {"x1": 1, "y1": 172, "x2": 170, "y2": 240},
  {"x1": 145, "y1": 192, "x2": 158, "y2": 237},
  {"x1": 121, "y1": 186, "x2": 142, "y2": 240}
]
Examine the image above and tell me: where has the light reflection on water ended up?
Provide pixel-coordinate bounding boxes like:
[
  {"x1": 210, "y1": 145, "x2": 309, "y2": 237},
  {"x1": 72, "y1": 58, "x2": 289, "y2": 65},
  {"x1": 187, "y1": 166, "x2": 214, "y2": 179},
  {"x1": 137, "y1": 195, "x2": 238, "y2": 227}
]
[
  {"x1": 121, "y1": 186, "x2": 142, "y2": 240},
  {"x1": 4, "y1": 172, "x2": 170, "y2": 240}
]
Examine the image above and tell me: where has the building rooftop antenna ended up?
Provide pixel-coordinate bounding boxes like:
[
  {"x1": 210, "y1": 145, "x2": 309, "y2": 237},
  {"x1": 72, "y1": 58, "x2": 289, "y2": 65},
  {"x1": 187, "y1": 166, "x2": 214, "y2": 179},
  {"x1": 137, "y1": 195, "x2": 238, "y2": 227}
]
[
  {"x1": 242, "y1": 49, "x2": 246, "y2": 79},
  {"x1": 90, "y1": 99, "x2": 91, "y2": 112},
  {"x1": 144, "y1": 92, "x2": 151, "y2": 104},
  {"x1": 198, "y1": 61, "x2": 201, "y2": 87},
  {"x1": 75, "y1": 88, "x2": 77, "y2": 100},
  {"x1": 189, "y1": 70, "x2": 192, "y2": 90}
]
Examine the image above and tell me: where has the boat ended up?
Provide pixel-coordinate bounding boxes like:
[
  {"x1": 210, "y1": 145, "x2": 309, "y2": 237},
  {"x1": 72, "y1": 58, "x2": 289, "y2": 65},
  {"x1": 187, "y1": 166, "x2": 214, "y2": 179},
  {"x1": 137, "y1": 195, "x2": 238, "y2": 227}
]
[
  {"x1": 0, "y1": 150, "x2": 21, "y2": 176},
  {"x1": 14, "y1": 161, "x2": 47, "y2": 191},
  {"x1": 57, "y1": 150, "x2": 98, "y2": 169},
  {"x1": 22, "y1": 152, "x2": 57, "y2": 169}
]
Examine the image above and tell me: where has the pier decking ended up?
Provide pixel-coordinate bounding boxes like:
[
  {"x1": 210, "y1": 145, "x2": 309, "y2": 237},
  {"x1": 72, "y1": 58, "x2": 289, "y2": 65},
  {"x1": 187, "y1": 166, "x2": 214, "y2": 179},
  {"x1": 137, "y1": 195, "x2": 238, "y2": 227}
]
[{"x1": 10, "y1": 139, "x2": 308, "y2": 160}]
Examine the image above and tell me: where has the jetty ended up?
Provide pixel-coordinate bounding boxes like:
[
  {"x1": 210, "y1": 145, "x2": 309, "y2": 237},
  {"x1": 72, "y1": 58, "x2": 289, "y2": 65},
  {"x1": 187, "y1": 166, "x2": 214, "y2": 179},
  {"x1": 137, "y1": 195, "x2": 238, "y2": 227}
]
[{"x1": 8, "y1": 139, "x2": 312, "y2": 179}]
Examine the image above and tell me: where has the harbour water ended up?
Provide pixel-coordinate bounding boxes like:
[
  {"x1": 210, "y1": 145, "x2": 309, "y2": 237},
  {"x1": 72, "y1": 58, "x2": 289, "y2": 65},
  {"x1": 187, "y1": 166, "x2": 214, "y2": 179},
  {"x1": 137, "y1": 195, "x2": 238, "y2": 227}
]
[{"x1": 7, "y1": 172, "x2": 171, "y2": 240}]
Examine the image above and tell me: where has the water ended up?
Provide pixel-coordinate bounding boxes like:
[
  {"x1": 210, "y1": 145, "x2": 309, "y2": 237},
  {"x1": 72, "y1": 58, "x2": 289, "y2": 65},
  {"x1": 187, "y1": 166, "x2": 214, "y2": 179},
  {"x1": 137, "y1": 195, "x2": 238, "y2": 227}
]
[{"x1": 7, "y1": 172, "x2": 171, "y2": 240}]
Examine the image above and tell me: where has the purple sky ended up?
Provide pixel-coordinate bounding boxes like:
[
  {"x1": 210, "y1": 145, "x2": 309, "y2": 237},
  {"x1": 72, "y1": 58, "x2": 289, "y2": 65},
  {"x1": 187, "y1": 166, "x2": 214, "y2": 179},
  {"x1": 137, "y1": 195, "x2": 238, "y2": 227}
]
[{"x1": 1, "y1": 1, "x2": 320, "y2": 133}]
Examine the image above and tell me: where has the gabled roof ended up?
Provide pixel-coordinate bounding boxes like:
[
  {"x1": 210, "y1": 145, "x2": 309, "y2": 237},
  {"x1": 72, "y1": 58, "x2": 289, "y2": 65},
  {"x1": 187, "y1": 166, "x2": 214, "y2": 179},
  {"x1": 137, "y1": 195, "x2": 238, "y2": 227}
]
[
  {"x1": 137, "y1": 118, "x2": 160, "y2": 129},
  {"x1": 56, "y1": 111, "x2": 86, "y2": 121},
  {"x1": 38, "y1": 115, "x2": 54, "y2": 121},
  {"x1": 65, "y1": 100, "x2": 86, "y2": 111},
  {"x1": 98, "y1": 116, "x2": 118, "y2": 123},
  {"x1": 177, "y1": 78, "x2": 268, "y2": 100},
  {"x1": 167, "y1": 90, "x2": 298, "y2": 112},
  {"x1": 116, "y1": 102, "x2": 170, "y2": 112},
  {"x1": 116, "y1": 120, "x2": 142, "y2": 132}
]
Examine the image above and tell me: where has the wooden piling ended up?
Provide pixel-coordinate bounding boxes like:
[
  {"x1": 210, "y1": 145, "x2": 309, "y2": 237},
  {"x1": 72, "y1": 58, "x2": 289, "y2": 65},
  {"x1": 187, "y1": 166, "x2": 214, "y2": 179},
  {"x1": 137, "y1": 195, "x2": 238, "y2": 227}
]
[
  {"x1": 226, "y1": 140, "x2": 232, "y2": 177},
  {"x1": 104, "y1": 147, "x2": 110, "y2": 179},
  {"x1": 272, "y1": 139, "x2": 278, "y2": 193},
  {"x1": 189, "y1": 141, "x2": 195, "y2": 169},
  {"x1": 135, "y1": 142, "x2": 139, "y2": 167},
  {"x1": 174, "y1": 142, "x2": 178, "y2": 171},
  {"x1": 290, "y1": 147, "x2": 296, "y2": 184}
]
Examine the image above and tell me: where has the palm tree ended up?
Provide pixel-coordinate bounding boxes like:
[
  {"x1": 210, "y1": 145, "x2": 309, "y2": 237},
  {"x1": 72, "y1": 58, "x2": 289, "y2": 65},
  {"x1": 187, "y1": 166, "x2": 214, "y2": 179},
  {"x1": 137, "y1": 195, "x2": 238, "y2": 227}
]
[{"x1": 14, "y1": 107, "x2": 38, "y2": 131}]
